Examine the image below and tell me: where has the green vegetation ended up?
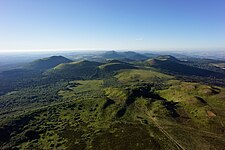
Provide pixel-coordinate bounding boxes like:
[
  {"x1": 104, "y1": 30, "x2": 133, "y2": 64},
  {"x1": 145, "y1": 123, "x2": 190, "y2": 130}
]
[
  {"x1": 116, "y1": 69, "x2": 173, "y2": 84},
  {"x1": 158, "y1": 80, "x2": 225, "y2": 130},
  {"x1": 27, "y1": 56, "x2": 72, "y2": 70},
  {"x1": 146, "y1": 58, "x2": 223, "y2": 77},
  {"x1": 45, "y1": 60, "x2": 102, "y2": 80},
  {"x1": 99, "y1": 62, "x2": 136, "y2": 72},
  {"x1": 1, "y1": 53, "x2": 225, "y2": 149}
]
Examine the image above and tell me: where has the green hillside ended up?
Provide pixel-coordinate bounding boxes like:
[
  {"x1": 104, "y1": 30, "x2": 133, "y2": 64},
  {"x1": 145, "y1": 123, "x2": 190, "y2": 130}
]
[
  {"x1": 1, "y1": 54, "x2": 225, "y2": 150},
  {"x1": 146, "y1": 57, "x2": 224, "y2": 78},
  {"x1": 44, "y1": 60, "x2": 102, "y2": 80},
  {"x1": 27, "y1": 56, "x2": 72, "y2": 70},
  {"x1": 155, "y1": 55, "x2": 180, "y2": 62},
  {"x1": 99, "y1": 62, "x2": 136, "y2": 72},
  {"x1": 115, "y1": 69, "x2": 173, "y2": 84},
  {"x1": 2, "y1": 69, "x2": 223, "y2": 149}
]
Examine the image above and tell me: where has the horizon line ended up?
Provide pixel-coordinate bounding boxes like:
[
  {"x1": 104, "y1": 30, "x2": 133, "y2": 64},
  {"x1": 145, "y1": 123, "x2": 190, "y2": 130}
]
[{"x1": 0, "y1": 48, "x2": 225, "y2": 53}]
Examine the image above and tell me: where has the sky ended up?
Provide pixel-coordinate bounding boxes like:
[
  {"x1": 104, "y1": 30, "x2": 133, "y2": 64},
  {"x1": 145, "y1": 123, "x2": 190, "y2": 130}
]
[{"x1": 0, "y1": 0, "x2": 225, "y2": 52}]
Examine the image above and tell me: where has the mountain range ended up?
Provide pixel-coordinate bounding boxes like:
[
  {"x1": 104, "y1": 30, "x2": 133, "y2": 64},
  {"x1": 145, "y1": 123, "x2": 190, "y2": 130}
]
[{"x1": 0, "y1": 51, "x2": 225, "y2": 149}]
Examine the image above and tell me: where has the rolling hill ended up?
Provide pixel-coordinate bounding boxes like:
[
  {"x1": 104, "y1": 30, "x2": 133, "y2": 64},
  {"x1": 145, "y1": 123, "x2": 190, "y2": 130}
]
[
  {"x1": 120, "y1": 51, "x2": 148, "y2": 61},
  {"x1": 146, "y1": 55, "x2": 224, "y2": 78},
  {"x1": 1, "y1": 52, "x2": 225, "y2": 149},
  {"x1": 45, "y1": 59, "x2": 138, "y2": 79},
  {"x1": 101, "y1": 51, "x2": 149, "y2": 61},
  {"x1": 155, "y1": 55, "x2": 180, "y2": 62},
  {"x1": 101, "y1": 51, "x2": 124, "y2": 59},
  {"x1": 27, "y1": 56, "x2": 72, "y2": 70},
  {"x1": 44, "y1": 60, "x2": 102, "y2": 80},
  {"x1": 99, "y1": 60, "x2": 136, "y2": 72}
]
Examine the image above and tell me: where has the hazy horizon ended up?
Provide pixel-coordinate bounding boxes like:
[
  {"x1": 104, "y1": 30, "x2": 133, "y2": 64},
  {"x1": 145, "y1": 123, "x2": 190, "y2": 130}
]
[{"x1": 1, "y1": 49, "x2": 225, "y2": 54}]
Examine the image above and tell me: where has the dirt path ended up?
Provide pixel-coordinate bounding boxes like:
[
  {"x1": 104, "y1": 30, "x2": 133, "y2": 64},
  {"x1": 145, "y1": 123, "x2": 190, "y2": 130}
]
[{"x1": 145, "y1": 112, "x2": 186, "y2": 150}]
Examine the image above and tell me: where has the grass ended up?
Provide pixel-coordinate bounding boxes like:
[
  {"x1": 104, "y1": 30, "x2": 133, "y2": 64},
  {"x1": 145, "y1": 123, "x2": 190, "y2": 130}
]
[
  {"x1": 115, "y1": 69, "x2": 173, "y2": 84},
  {"x1": 104, "y1": 87, "x2": 128, "y2": 104},
  {"x1": 157, "y1": 80, "x2": 225, "y2": 131},
  {"x1": 40, "y1": 78, "x2": 183, "y2": 149},
  {"x1": 1, "y1": 69, "x2": 225, "y2": 149},
  {"x1": 58, "y1": 80, "x2": 104, "y2": 99}
]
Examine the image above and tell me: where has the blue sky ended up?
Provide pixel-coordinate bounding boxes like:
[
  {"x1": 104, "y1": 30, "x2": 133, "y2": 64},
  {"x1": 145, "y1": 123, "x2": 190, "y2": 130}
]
[{"x1": 0, "y1": 0, "x2": 225, "y2": 51}]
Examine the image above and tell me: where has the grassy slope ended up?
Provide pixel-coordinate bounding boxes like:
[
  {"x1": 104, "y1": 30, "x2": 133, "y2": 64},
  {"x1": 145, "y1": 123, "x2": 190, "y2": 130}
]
[
  {"x1": 44, "y1": 60, "x2": 101, "y2": 80},
  {"x1": 115, "y1": 69, "x2": 173, "y2": 83},
  {"x1": 1, "y1": 68, "x2": 225, "y2": 149},
  {"x1": 158, "y1": 80, "x2": 225, "y2": 129},
  {"x1": 98, "y1": 62, "x2": 136, "y2": 72},
  {"x1": 27, "y1": 56, "x2": 72, "y2": 70},
  {"x1": 156, "y1": 80, "x2": 225, "y2": 149},
  {"x1": 3, "y1": 77, "x2": 177, "y2": 149},
  {"x1": 57, "y1": 69, "x2": 225, "y2": 149},
  {"x1": 146, "y1": 58, "x2": 224, "y2": 78},
  {"x1": 58, "y1": 79, "x2": 179, "y2": 150},
  {"x1": 115, "y1": 69, "x2": 225, "y2": 149}
]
